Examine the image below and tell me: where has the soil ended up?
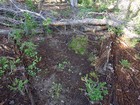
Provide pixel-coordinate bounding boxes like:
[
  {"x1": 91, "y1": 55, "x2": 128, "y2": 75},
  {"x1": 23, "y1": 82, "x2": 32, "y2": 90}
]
[
  {"x1": 0, "y1": 2, "x2": 140, "y2": 105},
  {"x1": 33, "y1": 34, "x2": 93, "y2": 105}
]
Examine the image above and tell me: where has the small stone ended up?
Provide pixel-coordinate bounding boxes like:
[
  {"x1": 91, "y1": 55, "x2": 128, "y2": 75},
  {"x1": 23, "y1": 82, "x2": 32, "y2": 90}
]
[
  {"x1": 138, "y1": 95, "x2": 140, "y2": 100},
  {"x1": 79, "y1": 72, "x2": 82, "y2": 75},
  {"x1": 61, "y1": 100, "x2": 64, "y2": 103},
  {"x1": 68, "y1": 69, "x2": 71, "y2": 72},
  {"x1": 9, "y1": 100, "x2": 15, "y2": 105}
]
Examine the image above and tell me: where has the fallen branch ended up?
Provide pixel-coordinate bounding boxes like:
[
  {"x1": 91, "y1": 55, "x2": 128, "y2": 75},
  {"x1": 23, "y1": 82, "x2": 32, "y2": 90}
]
[
  {"x1": 0, "y1": 29, "x2": 11, "y2": 35},
  {"x1": 83, "y1": 26, "x2": 108, "y2": 32},
  {"x1": 9, "y1": 0, "x2": 46, "y2": 20},
  {"x1": 0, "y1": 7, "x2": 19, "y2": 14},
  {"x1": 51, "y1": 18, "x2": 123, "y2": 27},
  {"x1": 0, "y1": 15, "x2": 23, "y2": 25}
]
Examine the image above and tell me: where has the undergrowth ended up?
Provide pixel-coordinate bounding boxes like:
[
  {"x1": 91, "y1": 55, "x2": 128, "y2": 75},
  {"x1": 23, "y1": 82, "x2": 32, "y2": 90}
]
[
  {"x1": 108, "y1": 26, "x2": 123, "y2": 36},
  {"x1": 81, "y1": 73, "x2": 108, "y2": 104},
  {"x1": 120, "y1": 59, "x2": 131, "y2": 69},
  {"x1": 68, "y1": 36, "x2": 88, "y2": 55},
  {"x1": 0, "y1": 12, "x2": 52, "y2": 94}
]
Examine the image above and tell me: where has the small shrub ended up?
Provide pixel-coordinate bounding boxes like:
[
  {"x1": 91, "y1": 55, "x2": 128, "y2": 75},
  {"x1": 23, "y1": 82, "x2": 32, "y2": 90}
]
[
  {"x1": 9, "y1": 78, "x2": 28, "y2": 95},
  {"x1": 0, "y1": 57, "x2": 9, "y2": 77},
  {"x1": 130, "y1": 39, "x2": 140, "y2": 47},
  {"x1": 124, "y1": 38, "x2": 140, "y2": 48},
  {"x1": 11, "y1": 30, "x2": 41, "y2": 77},
  {"x1": 57, "y1": 61, "x2": 69, "y2": 71},
  {"x1": 51, "y1": 82, "x2": 62, "y2": 99},
  {"x1": 23, "y1": 12, "x2": 37, "y2": 35},
  {"x1": 78, "y1": 7, "x2": 96, "y2": 18},
  {"x1": 69, "y1": 36, "x2": 88, "y2": 55},
  {"x1": 120, "y1": 59, "x2": 131, "y2": 69},
  {"x1": 81, "y1": 74, "x2": 108, "y2": 103},
  {"x1": 88, "y1": 52, "x2": 97, "y2": 62},
  {"x1": 20, "y1": 41, "x2": 37, "y2": 57},
  {"x1": 11, "y1": 30, "x2": 23, "y2": 45},
  {"x1": 0, "y1": 56, "x2": 22, "y2": 78},
  {"x1": 20, "y1": 41, "x2": 42, "y2": 76},
  {"x1": 89, "y1": 71, "x2": 98, "y2": 80},
  {"x1": 135, "y1": 28, "x2": 140, "y2": 35},
  {"x1": 108, "y1": 26, "x2": 123, "y2": 36},
  {"x1": 27, "y1": 56, "x2": 41, "y2": 76},
  {"x1": 81, "y1": 0, "x2": 94, "y2": 7},
  {"x1": 25, "y1": 0, "x2": 36, "y2": 11},
  {"x1": 43, "y1": 18, "x2": 52, "y2": 34},
  {"x1": 97, "y1": 4, "x2": 108, "y2": 12},
  {"x1": 59, "y1": 9, "x2": 72, "y2": 18}
]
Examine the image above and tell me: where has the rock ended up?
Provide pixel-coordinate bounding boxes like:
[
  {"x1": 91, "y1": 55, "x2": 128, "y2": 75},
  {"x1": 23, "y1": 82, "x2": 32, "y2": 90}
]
[{"x1": 9, "y1": 100, "x2": 15, "y2": 105}]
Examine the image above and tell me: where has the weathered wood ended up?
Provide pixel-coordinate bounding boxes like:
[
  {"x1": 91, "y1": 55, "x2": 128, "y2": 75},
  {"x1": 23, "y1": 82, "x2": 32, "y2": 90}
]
[
  {"x1": 0, "y1": 29, "x2": 11, "y2": 35},
  {"x1": 51, "y1": 18, "x2": 123, "y2": 27},
  {"x1": 0, "y1": 16, "x2": 23, "y2": 25},
  {"x1": 83, "y1": 26, "x2": 108, "y2": 32}
]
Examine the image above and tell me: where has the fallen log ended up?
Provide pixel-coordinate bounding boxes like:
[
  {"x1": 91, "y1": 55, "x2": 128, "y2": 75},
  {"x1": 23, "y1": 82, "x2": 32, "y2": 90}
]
[
  {"x1": 0, "y1": 29, "x2": 11, "y2": 35},
  {"x1": 83, "y1": 26, "x2": 108, "y2": 32},
  {"x1": 51, "y1": 18, "x2": 123, "y2": 27}
]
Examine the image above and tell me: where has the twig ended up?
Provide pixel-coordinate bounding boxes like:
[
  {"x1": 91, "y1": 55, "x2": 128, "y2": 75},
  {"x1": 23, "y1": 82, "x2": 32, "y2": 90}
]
[{"x1": 9, "y1": 0, "x2": 46, "y2": 20}]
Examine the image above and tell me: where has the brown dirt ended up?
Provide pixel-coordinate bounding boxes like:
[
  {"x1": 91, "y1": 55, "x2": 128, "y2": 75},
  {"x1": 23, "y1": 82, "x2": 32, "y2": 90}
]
[
  {"x1": 32, "y1": 33, "x2": 99, "y2": 105},
  {"x1": 1, "y1": 26, "x2": 140, "y2": 105},
  {"x1": 110, "y1": 36, "x2": 140, "y2": 105}
]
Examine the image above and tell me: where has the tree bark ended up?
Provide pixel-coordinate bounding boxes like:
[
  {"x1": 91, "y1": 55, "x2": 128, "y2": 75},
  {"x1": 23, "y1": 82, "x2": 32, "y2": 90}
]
[{"x1": 51, "y1": 18, "x2": 123, "y2": 27}]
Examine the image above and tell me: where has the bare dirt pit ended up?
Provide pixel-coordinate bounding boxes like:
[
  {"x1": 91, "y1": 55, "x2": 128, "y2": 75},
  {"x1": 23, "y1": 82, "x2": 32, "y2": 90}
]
[
  {"x1": 0, "y1": 30, "x2": 104, "y2": 105},
  {"x1": 1, "y1": 26, "x2": 140, "y2": 105},
  {"x1": 32, "y1": 32, "x2": 102, "y2": 105}
]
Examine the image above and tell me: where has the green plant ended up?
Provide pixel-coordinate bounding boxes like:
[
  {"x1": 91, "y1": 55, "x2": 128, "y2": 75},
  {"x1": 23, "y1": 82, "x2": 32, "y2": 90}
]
[
  {"x1": 0, "y1": 0, "x2": 5, "y2": 3},
  {"x1": 89, "y1": 71, "x2": 98, "y2": 80},
  {"x1": 97, "y1": 4, "x2": 108, "y2": 12},
  {"x1": 27, "y1": 56, "x2": 41, "y2": 76},
  {"x1": 96, "y1": 15, "x2": 104, "y2": 19},
  {"x1": 81, "y1": 75, "x2": 108, "y2": 103},
  {"x1": 20, "y1": 41, "x2": 41, "y2": 76},
  {"x1": 88, "y1": 53, "x2": 97, "y2": 62},
  {"x1": 81, "y1": 0, "x2": 94, "y2": 7},
  {"x1": 11, "y1": 29, "x2": 23, "y2": 45},
  {"x1": 130, "y1": 38, "x2": 140, "y2": 47},
  {"x1": 25, "y1": 0, "x2": 36, "y2": 11},
  {"x1": 77, "y1": 7, "x2": 96, "y2": 18},
  {"x1": 8, "y1": 78, "x2": 28, "y2": 95},
  {"x1": 120, "y1": 59, "x2": 131, "y2": 69},
  {"x1": 124, "y1": 38, "x2": 140, "y2": 48},
  {"x1": 51, "y1": 82, "x2": 62, "y2": 99},
  {"x1": 0, "y1": 57, "x2": 9, "y2": 77},
  {"x1": 10, "y1": 29, "x2": 41, "y2": 77},
  {"x1": 23, "y1": 12, "x2": 37, "y2": 35},
  {"x1": 9, "y1": 59, "x2": 20, "y2": 74},
  {"x1": 43, "y1": 18, "x2": 52, "y2": 34},
  {"x1": 20, "y1": 41, "x2": 37, "y2": 57},
  {"x1": 59, "y1": 9, "x2": 72, "y2": 18},
  {"x1": 135, "y1": 54, "x2": 140, "y2": 60},
  {"x1": 57, "y1": 61, "x2": 69, "y2": 71},
  {"x1": 69, "y1": 36, "x2": 88, "y2": 55},
  {"x1": 134, "y1": 22, "x2": 140, "y2": 34},
  {"x1": 108, "y1": 26, "x2": 123, "y2": 36}
]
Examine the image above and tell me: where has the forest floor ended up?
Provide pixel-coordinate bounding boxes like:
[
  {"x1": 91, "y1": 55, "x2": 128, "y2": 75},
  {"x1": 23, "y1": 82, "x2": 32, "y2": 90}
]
[{"x1": 0, "y1": 3, "x2": 140, "y2": 105}]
